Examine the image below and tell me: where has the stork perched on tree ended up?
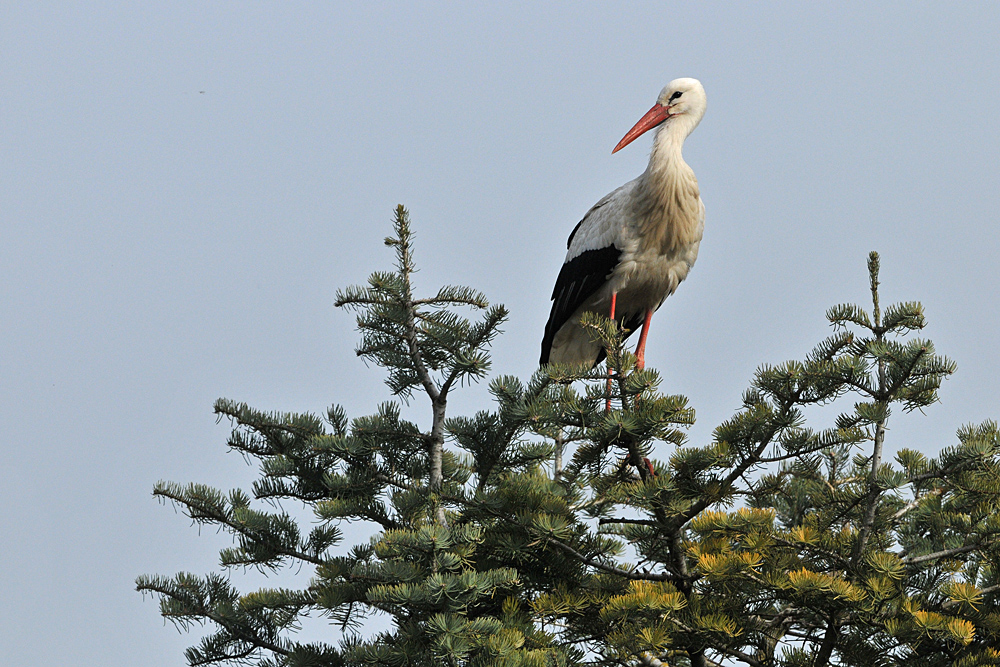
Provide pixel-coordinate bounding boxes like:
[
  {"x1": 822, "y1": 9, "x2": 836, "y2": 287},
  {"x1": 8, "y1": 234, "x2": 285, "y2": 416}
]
[{"x1": 540, "y1": 78, "x2": 707, "y2": 369}]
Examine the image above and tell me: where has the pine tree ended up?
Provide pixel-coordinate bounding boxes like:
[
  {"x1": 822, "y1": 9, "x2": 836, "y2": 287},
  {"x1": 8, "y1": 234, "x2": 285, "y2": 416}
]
[{"x1": 139, "y1": 207, "x2": 1000, "y2": 667}]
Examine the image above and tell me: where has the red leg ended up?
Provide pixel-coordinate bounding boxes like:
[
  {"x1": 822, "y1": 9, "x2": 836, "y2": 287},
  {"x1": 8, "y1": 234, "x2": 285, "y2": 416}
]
[
  {"x1": 606, "y1": 292, "x2": 617, "y2": 412},
  {"x1": 634, "y1": 309, "x2": 653, "y2": 370}
]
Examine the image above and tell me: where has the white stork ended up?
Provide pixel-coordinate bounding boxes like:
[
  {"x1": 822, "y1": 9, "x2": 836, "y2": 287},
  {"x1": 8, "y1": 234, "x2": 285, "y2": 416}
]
[{"x1": 540, "y1": 78, "x2": 707, "y2": 369}]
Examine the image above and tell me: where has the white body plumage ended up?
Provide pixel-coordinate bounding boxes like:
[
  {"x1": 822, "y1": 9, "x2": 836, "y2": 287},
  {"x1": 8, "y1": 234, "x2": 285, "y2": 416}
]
[{"x1": 541, "y1": 78, "x2": 707, "y2": 367}]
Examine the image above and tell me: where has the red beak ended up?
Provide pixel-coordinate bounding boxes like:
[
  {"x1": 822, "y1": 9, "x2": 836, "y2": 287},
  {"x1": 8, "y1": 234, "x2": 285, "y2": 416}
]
[{"x1": 612, "y1": 103, "x2": 670, "y2": 154}]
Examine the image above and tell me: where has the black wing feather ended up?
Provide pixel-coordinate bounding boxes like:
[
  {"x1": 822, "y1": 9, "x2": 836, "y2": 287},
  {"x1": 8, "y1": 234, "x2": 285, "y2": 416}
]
[{"x1": 539, "y1": 246, "x2": 621, "y2": 365}]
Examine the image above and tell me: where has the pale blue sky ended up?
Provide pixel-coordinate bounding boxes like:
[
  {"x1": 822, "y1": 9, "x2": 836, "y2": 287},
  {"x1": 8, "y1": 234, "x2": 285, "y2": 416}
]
[{"x1": 2, "y1": 3, "x2": 999, "y2": 664}]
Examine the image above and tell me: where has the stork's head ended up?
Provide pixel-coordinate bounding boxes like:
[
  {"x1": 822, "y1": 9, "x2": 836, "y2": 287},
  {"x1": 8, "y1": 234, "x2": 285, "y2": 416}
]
[{"x1": 613, "y1": 78, "x2": 706, "y2": 153}]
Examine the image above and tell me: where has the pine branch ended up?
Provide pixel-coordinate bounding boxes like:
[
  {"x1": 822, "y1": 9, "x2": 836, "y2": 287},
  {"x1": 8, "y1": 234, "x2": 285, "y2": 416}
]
[
  {"x1": 891, "y1": 488, "x2": 942, "y2": 521},
  {"x1": 811, "y1": 612, "x2": 841, "y2": 667},
  {"x1": 903, "y1": 543, "x2": 981, "y2": 566},
  {"x1": 137, "y1": 576, "x2": 294, "y2": 661},
  {"x1": 851, "y1": 416, "x2": 886, "y2": 565},
  {"x1": 852, "y1": 254, "x2": 890, "y2": 566},
  {"x1": 153, "y1": 484, "x2": 326, "y2": 567},
  {"x1": 542, "y1": 536, "x2": 675, "y2": 582},
  {"x1": 676, "y1": 396, "x2": 798, "y2": 530},
  {"x1": 598, "y1": 517, "x2": 660, "y2": 527},
  {"x1": 771, "y1": 537, "x2": 851, "y2": 569}
]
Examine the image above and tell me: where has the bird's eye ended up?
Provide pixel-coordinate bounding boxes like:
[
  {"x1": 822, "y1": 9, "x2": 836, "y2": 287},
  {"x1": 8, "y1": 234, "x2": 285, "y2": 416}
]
[{"x1": 669, "y1": 91, "x2": 683, "y2": 101}]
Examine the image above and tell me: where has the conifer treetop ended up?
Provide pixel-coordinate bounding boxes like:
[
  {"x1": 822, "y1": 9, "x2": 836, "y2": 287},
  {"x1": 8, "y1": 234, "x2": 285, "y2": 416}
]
[{"x1": 139, "y1": 210, "x2": 1000, "y2": 667}]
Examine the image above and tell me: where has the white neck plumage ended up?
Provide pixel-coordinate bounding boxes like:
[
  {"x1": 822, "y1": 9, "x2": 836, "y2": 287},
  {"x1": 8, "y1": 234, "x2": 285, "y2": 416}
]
[
  {"x1": 647, "y1": 115, "x2": 698, "y2": 178},
  {"x1": 633, "y1": 115, "x2": 703, "y2": 254}
]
